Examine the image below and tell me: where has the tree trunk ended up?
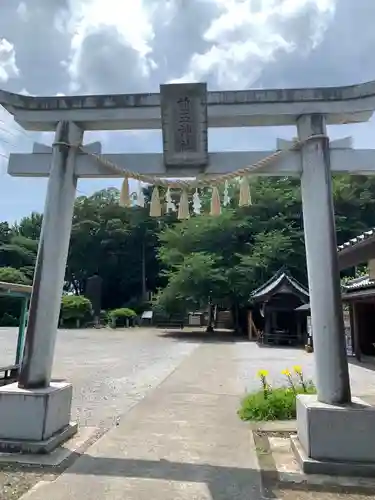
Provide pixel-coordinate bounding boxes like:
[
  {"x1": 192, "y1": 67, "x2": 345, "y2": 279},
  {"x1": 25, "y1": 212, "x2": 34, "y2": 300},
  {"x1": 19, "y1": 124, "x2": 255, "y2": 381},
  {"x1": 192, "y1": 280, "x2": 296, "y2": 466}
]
[
  {"x1": 206, "y1": 299, "x2": 214, "y2": 333},
  {"x1": 231, "y1": 303, "x2": 241, "y2": 335}
]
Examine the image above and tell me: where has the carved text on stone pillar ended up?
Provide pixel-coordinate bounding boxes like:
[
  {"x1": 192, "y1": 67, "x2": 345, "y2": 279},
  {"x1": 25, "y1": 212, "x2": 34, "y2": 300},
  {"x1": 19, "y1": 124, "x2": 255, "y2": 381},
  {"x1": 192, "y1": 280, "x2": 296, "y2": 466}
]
[{"x1": 174, "y1": 96, "x2": 196, "y2": 152}]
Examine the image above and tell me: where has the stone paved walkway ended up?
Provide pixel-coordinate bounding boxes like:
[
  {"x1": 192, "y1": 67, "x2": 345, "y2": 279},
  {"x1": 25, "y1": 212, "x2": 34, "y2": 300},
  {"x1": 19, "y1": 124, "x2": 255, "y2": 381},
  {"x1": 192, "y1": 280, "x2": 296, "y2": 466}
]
[
  {"x1": 16, "y1": 331, "x2": 375, "y2": 500},
  {"x1": 21, "y1": 341, "x2": 262, "y2": 499}
]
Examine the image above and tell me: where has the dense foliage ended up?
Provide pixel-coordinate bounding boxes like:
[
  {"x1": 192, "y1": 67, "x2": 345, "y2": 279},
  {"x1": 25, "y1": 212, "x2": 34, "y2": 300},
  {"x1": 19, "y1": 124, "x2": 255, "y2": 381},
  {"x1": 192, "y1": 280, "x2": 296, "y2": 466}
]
[
  {"x1": 239, "y1": 384, "x2": 317, "y2": 421},
  {"x1": 108, "y1": 307, "x2": 137, "y2": 328},
  {"x1": 0, "y1": 187, "x2": 170, "y2": 325},
  {"x1": 60, "y1": 295, "x2": 93, "y2": 325},
  {"x1": 155, "y1": 175, "x2": 375, "y2": 328},
  {"x1": 0, "y1": 175, "x2": 374, "y2": 327}
]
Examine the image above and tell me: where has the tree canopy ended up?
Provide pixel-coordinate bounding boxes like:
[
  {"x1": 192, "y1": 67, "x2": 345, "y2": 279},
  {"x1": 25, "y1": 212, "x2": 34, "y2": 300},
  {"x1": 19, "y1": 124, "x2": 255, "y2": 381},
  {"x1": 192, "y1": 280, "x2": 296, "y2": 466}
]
[
  {"x1": 155, "y1": 175, "x2": 375, "y2": 317},
  {"x1": 0, "y1": 175, "x2": 374, "y2": 327}
]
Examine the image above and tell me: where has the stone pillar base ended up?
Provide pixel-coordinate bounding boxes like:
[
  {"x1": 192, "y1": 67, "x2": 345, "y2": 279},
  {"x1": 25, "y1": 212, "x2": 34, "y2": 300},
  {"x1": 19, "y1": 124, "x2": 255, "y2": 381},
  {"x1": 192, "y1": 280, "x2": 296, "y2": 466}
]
[
  {"x1": 0, "y1": 381, "x2": 77, "y2": 454},
  {"x1": 293, "y1": 394, "x2": 375, "y2": 477}
]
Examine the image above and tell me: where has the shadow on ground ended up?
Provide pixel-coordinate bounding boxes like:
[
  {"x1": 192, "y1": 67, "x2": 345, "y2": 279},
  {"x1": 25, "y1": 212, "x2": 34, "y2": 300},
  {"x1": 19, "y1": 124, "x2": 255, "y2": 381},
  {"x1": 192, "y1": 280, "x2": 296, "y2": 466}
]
[
  {"x1": 256, "y1": 343, "x2": 304, "y2": 351},
  {"x1": 4, "y1": 453, "x2": 373, "y2": 499},
  {"x1": 348, "y1": 357, "x2": 375, "y2": 372},
  {"x1": 157, "y1": 329, "x2": 246, "y2": 344}
]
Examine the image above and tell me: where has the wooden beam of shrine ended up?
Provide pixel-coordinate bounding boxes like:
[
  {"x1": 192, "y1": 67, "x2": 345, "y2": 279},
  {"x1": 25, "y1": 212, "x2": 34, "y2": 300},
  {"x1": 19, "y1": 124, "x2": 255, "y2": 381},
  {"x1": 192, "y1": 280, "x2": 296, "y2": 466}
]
[{"x1": 7, "y1": 148, "x2": 375, "y2": 178}]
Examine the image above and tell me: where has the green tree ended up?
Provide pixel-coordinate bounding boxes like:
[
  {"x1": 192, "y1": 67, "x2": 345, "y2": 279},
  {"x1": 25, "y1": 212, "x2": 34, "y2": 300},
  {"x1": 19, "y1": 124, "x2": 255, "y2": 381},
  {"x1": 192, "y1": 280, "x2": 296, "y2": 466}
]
[
  {"x1": 156, "y1": 175, "x2": 375, "y2": 332},
  {"x1": 0, "y1": 222, "x2": 11, "y2": 244},
  {"x1": 0, "y1": 267, "x2": 31, "y2": 326},
  {"x1": 66, "y1": 188, "x2": 169, "y2": 309},
  {"x1": 14, "y1": 212, "x2": 43, "y2": 240},
  {"x1": 2, "y1": 174, "x2": 375, "y2": 325}
]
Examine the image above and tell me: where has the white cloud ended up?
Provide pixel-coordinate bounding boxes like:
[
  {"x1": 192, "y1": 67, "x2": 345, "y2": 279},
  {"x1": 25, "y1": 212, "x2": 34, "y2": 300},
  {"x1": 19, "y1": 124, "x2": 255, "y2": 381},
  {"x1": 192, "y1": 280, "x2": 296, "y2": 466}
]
[
  {"x1": 2, "y1": 0, "x2": 375, "y2": 221},
  {"x1": 19, "y1": 88, "x2": 34, "y2": 96},
  {"x1": 172, "y1": 0, "x2": 336, "y2": 88},
  {"x1": 0, "y1": 108, "x2": 20, "y2": 176},
  {"x1": 0, "y1": 107, "x2": 33, "y2": 155},
  {"x1": 16, "y1": 2, "x2": 29, "y2": 22},
  {"x1": 0, "y1": 38, "x2": 20, "y2": 82},
  {"x1": 66, "y1": 0, "x2": 156, "y2": 93}
]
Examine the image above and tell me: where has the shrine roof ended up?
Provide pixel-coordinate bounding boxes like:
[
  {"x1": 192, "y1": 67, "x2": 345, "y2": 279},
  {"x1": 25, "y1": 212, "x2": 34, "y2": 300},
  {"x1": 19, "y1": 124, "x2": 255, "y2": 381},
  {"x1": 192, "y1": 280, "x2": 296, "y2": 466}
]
[
  {"x1": 342, "y1": 274, "x2": 375, "y2": 291},
  {"x1": 337, "y1": 228, "x2": 375, "y2": 252},
  {"x1": 341, "y1": 274, "x2": 375, "y2": 301},
  {"x1": 1, "y1": 79, "x2": 375, "y2": 131},
  {"x1": 250, "y1": 269, "x2": 309, "y2": 302}
]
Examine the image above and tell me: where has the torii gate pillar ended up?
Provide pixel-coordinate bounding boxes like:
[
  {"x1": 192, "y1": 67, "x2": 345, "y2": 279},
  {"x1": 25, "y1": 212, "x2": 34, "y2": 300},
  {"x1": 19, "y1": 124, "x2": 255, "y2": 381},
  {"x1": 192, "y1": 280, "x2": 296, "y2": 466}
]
[
  {"x1": 0, "y1": 121, "x2": 82, "y2": 453},
  {"x1": 19, "y1": 121, "x2": 83, "y2": 390},
  {"x1": 294, "y1": 115, "x2": 375, "y2": 476},
  {"x1": 298, "y1": 114, "x2": 351, "y2": 405}
]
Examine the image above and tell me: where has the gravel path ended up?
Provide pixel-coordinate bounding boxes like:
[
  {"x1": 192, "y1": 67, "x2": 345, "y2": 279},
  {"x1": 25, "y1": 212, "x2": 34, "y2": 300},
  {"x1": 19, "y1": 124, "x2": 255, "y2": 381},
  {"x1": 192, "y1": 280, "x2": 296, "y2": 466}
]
[{"x1": 0, "y1": 327, "x2": 199, "y2": 500}]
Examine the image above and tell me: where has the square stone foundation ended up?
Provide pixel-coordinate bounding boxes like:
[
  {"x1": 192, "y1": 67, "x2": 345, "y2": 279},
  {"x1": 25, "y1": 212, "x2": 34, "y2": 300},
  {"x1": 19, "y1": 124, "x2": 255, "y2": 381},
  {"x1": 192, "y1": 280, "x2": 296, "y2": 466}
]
[
  {"x1": 293, "y1": 394, "x2": 375, "y2": 477},
  {"x1": 0, "y1": 381, "x2": 77, "y2": 454}
]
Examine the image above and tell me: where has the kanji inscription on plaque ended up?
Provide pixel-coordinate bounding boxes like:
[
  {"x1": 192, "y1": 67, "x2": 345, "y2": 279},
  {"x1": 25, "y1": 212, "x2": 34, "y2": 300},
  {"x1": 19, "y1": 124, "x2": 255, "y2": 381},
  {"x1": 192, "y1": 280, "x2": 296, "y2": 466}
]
[{"x1": 160, "y1": 83, "x2": 208, "y2": 168}]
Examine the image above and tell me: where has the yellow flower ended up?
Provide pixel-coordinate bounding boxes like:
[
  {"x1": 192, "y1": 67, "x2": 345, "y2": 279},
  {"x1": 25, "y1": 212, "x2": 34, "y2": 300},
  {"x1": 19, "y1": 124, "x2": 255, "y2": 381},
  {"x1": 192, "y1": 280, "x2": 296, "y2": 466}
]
[
  {"x1": 257, "y1": 369, "x2": 268, "y2": 378},
  {"x1": 293, "y1": 365, "x2": 303, "y2": 374},
  {"x1": 282, "y1": 369, "x2": 291, "y2": 376}
]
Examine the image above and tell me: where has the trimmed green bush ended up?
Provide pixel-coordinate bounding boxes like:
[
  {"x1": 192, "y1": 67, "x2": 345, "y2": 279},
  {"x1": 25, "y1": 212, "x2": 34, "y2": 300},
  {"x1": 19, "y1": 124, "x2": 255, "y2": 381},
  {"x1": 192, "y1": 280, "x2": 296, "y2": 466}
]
[
  {"x1": 109, "y1": 308, "x2": 137, "y2": 328},
  {"x1": 0, "y1": 266, "x2": 31, "y2": 285},
  {"x1": 60, "y1": 295, "x2": 92, "y2": 327}
]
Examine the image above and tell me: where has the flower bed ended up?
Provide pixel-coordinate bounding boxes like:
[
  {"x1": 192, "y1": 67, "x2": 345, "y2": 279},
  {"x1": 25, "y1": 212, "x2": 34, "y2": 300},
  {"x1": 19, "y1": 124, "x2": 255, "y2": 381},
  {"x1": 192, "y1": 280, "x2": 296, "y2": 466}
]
[{"x1": 238, "y1": 366, "x2": 316, "y2": 421}]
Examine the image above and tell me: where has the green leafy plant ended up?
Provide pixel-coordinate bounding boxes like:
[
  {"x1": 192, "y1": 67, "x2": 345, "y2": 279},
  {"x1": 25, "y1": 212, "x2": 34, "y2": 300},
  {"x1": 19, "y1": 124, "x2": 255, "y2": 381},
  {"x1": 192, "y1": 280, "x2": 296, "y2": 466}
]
[
  {"x1": 257, "y1": 369, "x2": 270, "y2": 399},
  {"x1": 293, "y1": 365, "x2": 307, "y2": 392},
  {"x1": 0, "y1": 266, "x2": 31, "y2": 285},
  {"x1": 60, "y1": 295, "x2": 92, "y2": 326},
  {"x1": 109, "y1": 307, "x2": 137, "y2": 328},
  {"x1": 281, "y1": 369, "x2": 295, "y2": 394},
  {"x1": 239, "y1": 367, "x2": 316, "y2": 421}
]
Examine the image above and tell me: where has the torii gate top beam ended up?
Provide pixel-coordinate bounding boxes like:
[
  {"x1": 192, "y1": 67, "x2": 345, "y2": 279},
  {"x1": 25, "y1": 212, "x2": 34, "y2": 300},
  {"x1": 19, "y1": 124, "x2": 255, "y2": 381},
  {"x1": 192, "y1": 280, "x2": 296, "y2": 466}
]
[{"x1": 1, "y1": 80, "x2": 375, "y2": 131}]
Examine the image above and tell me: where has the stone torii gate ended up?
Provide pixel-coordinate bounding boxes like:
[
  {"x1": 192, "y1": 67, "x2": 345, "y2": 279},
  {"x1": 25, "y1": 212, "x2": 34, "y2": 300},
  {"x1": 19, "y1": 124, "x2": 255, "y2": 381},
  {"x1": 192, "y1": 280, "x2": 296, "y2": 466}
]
[{"x1": 2, "y1": 81, "x2": 375, "y2": 473}]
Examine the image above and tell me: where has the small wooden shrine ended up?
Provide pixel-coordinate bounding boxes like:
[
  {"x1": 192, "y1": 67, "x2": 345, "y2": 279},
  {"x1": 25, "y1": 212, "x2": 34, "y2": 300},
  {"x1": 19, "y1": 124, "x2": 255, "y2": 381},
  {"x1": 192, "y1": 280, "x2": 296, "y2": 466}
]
[
  {"x1": 338, "y1": 228, "x2": 375, "y2": 359},
  {"x1": 249, "y1": 269, "x2": 309, "y2": 346}
]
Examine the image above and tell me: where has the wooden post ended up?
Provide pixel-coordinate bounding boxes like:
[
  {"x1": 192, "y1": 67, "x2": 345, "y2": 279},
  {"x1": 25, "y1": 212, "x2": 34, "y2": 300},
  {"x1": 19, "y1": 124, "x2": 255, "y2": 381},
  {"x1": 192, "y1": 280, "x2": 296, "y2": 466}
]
[
  {"x1": 248, "y1": 311, "x2": 253, "y2": 340},
  {"x1": 352, "y1": 303, "x2": 361, "y2": 361}
]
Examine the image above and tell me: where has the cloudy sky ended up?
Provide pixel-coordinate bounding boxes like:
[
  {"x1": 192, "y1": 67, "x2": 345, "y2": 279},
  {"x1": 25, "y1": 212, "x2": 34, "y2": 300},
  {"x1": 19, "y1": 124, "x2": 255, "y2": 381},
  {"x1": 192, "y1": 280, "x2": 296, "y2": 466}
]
[{"x1": 0, "y1": 0, "x2": 374, "y2": 222}]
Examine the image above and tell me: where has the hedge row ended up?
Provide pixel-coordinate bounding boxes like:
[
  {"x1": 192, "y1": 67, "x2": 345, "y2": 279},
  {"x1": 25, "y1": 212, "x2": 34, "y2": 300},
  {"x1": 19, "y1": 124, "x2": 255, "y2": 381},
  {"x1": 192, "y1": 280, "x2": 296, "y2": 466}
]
[{"x1": 0, "y1": 295, "x2": 138, "y2": 329}]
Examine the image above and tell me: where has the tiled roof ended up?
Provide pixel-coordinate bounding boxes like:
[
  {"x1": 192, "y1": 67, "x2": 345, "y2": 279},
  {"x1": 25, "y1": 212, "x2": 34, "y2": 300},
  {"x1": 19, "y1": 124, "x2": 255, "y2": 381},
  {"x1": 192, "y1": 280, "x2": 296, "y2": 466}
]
[
  {"x1": 337, "y1": 229, "x2": 375, "y2": 252},
  {"x1": 342, "y1": 274, "x2": 375, "y2": 291},
  {"x1": 250, "y1": 269, "x2": 309, "y2": 300}
]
